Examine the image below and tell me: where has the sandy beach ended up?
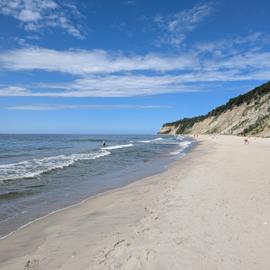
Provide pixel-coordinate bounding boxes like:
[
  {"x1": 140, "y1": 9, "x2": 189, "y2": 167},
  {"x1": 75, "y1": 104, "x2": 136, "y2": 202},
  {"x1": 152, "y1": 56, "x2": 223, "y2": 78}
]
[{"x1": 0, "y1": 135, "x2": 270, "y2": 270}]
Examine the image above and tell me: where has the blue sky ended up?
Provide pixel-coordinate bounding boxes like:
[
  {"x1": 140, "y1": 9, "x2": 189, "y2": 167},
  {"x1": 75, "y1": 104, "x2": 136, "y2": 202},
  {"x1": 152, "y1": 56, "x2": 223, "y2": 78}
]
[{"x1": 0, "y1": 0, "x2": 269, "y2": 134}]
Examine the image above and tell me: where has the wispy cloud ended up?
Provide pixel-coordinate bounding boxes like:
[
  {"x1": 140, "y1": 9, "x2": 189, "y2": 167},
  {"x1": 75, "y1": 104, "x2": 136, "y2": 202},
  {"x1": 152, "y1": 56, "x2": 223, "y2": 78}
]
[
  {"x1": 193, "y1": 32, "x2": 270, "y2": 57},
  {"x1": 36, "y1": 74, "x2": 201, "y2": 97},
  {"x1": 0, "y1": 32, "x2": 269, "y2": 97},
  {"x1": 0, "y1": 75, "x2": 200, "y2": 97},
  {"x1": 0, "y1": 86, "x2": 32, "y2": 96},
  {"x1": 154, "y1": 3, "x2": 214, "y2": 47},
  {"x1": 0, "y1": 48, "x2": 197, "y2": 74},
  {"x1": 0, "y1": 0, "x2": 85, "y2": 38},
  {"x1": 124, "y1": 1, "x2": 135, "y2": 5},
  {"x1": 0, "y1": 70, "x2": 262, "y2": 98},
  {"x1": 5, "y1": 104, "x2": 173, "y2": 110}
]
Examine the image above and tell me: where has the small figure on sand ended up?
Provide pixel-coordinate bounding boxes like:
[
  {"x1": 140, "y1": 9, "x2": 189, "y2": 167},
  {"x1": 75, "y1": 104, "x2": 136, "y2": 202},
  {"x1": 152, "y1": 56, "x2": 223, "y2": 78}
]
[
  {"x1": 244, "y1": 138, "x2": 249, "y2": 145},
  {"x1": 102, "y1": 141, "x2": 106, "y2": 147}
]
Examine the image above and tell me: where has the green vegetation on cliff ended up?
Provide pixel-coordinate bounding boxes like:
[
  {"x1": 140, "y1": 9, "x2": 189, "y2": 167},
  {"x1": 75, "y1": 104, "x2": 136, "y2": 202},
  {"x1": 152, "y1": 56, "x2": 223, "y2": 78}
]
[{"x1": 163, "y1": 81, "x2": 270, "y2": 134}]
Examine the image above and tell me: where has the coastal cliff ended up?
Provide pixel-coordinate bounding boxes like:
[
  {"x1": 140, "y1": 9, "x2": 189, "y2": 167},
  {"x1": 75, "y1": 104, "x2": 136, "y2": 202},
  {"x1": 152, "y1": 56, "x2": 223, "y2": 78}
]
[{"x1": 160, "y1": 81, "x2": 270, "y2": 137}]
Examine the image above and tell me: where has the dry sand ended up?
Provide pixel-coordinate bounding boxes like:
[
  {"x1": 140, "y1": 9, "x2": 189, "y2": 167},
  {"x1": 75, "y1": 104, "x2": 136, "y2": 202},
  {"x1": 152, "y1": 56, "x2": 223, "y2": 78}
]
[{"x1": 0, "y1": 135, "x2": 270, "y2": 270}]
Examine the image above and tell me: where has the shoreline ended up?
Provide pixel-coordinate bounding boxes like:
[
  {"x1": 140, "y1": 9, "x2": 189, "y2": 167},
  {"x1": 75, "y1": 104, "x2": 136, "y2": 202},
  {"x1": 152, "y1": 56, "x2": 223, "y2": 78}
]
[
  {"x1": 0, "y1": 139, "x2": 195, "y2": 241},
  {"x1": 1, "y1": 135, "x2": 270, "y2": 269}
]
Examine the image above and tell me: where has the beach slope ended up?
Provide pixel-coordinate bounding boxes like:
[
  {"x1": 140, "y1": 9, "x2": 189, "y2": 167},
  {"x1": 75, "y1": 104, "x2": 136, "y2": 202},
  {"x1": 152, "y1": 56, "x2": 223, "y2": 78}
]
[{"x1": 0, "y1": 135, "x2": 270, "y2": 270}]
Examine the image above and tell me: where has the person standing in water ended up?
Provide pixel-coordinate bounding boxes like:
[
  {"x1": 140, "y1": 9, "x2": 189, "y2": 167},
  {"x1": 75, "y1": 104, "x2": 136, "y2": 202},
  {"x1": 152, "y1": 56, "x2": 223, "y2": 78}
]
[{"x1": 102, "y1": 141, "x2": 106, "y2": 147}]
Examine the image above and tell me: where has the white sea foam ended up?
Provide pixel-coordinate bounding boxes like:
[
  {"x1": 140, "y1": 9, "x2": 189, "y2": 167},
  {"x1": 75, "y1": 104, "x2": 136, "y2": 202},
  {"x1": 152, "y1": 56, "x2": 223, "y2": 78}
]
[
  {"x1": 153, "y1": 137, "x2": 163, "y2": 141},
  {"x1": 139, "y1": 137, "x2": 164, "y2": 143},
  {"x1": 170, "y1": 150, "x2": 182, "y2": 155},
  {"x1": 0, "y1": 150, "x2": 111, "y2": 182},
  {"x1": 103, "y1": 143, "x2": 134, "y2": 150},
  {"x1": 179, "y1": 141, "x2": 192, "y2": 148},
  {"x1": 139, "y1": 140, "x2": 151, "y2": 143},
  {"x1": 170, "y1": 141, "x2": 193, "y2": 155}
]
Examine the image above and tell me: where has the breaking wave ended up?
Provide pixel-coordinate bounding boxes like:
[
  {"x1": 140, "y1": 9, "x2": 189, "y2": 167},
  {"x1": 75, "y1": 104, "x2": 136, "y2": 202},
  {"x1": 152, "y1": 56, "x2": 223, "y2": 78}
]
[
  {"x1": 103, "y1": 143, "x2": 134, "y2": 150},
  {"x1": 0, "y1": 150, "x2": 111, "y2": 182},
  {"x1": 170, "y1": 141, "x2": 193, "y2": 155},
  {"x1": 138, "y1": 137, "x2": 164, "y2": 143}
]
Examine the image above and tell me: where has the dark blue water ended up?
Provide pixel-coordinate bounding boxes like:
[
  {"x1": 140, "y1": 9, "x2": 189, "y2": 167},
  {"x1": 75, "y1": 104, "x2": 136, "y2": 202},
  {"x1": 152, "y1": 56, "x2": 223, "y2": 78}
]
[{"x1": 0, "y1": 134, "x2": 194, "y2": 237}]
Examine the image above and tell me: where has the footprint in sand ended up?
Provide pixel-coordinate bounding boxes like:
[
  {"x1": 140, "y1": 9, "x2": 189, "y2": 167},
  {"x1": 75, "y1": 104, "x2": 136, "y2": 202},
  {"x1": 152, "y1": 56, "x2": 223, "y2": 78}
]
[{"x1": 24, "y1": 259, "x2": 40, "y2": 269}]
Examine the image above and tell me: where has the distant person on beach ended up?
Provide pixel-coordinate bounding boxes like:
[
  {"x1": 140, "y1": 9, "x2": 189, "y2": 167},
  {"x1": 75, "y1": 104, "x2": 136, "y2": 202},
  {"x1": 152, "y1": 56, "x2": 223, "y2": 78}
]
[
  {"x1": 102, "y1": 141, "x2": 106, "y2": 147},
  {"x1": 244, "y1": 138, "x2": 249, "y2": 145}
]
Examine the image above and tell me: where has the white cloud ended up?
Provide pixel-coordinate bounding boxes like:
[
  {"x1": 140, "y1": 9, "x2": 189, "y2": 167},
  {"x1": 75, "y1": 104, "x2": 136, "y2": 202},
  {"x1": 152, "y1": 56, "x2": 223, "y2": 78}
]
[
  {"x1": 61, "y1": 70, "x2": 267, "y2": 97},
  {"x1": 6, "y1": 104, "x2": 172, "y2": 110},
  {"x1": 18, "y1": 9, "x2": 41, "y2": 21},
  {"x1": 194, "y1": 32, "x2": 270, "y2": 57},
  {"x1": 0, "y1": 69, "x2": 262, "y2": 98},
  {"x1": 0, "y1": 74, "x2": 200, "y2": 98},
  {"x1": 124, "y1": 1, "x2": 135, "y2": 5},
  {"x1": 218, "y1": 52, "x2": 270, "y2": 70},
  {"x1": 0, "y1": 0, "x2": 84, "y2": 38},
  {"x1": 38, "y1": 74, "x2": 200, "y2": 97},
  {"x1": 0, "y1": 32, "x2": 269, "y2": 98},
  {"x1": 154, "y1": 3, "x2": 213, "y2": 47},
  {"x1": 0, "y1": 48, "x2": 197, "y2": 74},
  {"x1": 0, "y1": 86, "x2": 32, "y2": 96}
]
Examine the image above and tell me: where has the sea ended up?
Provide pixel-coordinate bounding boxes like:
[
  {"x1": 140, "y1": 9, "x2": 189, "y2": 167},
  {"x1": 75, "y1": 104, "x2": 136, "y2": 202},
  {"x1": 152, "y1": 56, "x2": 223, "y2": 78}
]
[{"x1": 0, "y1": 134, "x2": 194, "y2": 238}]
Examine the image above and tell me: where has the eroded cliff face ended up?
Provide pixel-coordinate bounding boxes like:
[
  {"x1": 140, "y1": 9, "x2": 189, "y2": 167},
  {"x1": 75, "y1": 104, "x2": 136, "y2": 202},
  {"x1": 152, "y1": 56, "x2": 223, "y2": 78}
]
[
  {"x1": 159, "y1": 125, "x2": 177, "y2": 134},
  {"x1": 160, "y1": 83, "x2": 270, "y2": 137}
]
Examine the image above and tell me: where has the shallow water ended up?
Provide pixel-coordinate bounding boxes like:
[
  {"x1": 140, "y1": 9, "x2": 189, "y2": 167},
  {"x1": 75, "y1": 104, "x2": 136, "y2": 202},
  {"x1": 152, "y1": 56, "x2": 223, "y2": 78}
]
[{"x1": 0, "y1": 134, "x2": 194, "y2": 237}]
